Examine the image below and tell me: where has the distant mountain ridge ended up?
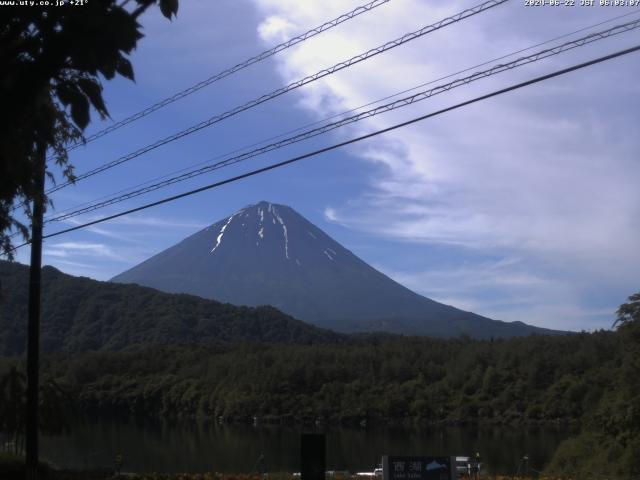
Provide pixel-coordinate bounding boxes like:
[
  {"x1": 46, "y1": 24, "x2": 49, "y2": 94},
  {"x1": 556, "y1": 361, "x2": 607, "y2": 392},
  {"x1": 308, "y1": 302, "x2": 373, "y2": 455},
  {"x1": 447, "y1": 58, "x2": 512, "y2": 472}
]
[
  {"x1": 112, "y1": 201, "x2": 558, "y2": 338},
  {"x1": 0, "y1": 260, "x2": 345, "y2": 355}
]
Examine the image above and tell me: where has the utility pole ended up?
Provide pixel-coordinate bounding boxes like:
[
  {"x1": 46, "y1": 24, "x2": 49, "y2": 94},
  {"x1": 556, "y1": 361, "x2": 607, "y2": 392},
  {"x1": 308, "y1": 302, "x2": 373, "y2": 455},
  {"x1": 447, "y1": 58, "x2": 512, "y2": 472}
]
[{"x1": 25, "y1": 144, "x2": 46, "y2": 480}]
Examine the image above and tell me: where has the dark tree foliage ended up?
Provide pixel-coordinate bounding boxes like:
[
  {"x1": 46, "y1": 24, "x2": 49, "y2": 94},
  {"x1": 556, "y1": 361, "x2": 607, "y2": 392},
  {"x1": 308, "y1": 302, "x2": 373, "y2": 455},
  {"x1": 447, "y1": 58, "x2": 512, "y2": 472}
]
[
  {"x1": 0, "y1": 261, "x2": 346, "y2": 354},
  {"x1": 1, "y1": 319, "x2": 628, "y2": 476},
  {"x1": 614, "y1": 291, "x2": 640, "y2": 327},
  {"x1": 0, "y1": 256, "x2": 637, "y2": 475},
  {"x1": 0, "y1": 366, "x2": 72, "y2": 455},
  {"x1": 0, "y1": 367, "x2": 25, "y2": 455},
  {"x1": 0, "y1": 0, "x2": 179, "y2": 258},
  {"x1": 546, "y1": 291, "x2": 640, "y2": 479},
  {"x1": 9, "y1": 331, "x2": 617, "y2": 429}
]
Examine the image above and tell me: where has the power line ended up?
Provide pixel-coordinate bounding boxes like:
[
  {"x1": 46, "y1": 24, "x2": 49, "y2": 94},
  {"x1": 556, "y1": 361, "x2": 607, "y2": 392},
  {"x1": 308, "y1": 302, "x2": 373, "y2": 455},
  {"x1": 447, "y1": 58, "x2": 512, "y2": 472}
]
[
  {"x1": 8, "y1": 9, "x2": 639, "y2": 230},
  {"x1": 7, "y1": 42, "x2": 636, "y2": 253},
  {"x1": 44, "y1": 0, "x2": 508, "y2": 195},
  {"x1": 55, "y1": 0, "x2": 393, "y2": 155},
  {"x1": 44, "y1": 18, "x2": 640, "y2": 224},
  {"x1": 10, "y1": 0, "x2": 395, "y2": 217},
  {"x1": 44, "y1": 10, "x2": 640, "y2": 222}
]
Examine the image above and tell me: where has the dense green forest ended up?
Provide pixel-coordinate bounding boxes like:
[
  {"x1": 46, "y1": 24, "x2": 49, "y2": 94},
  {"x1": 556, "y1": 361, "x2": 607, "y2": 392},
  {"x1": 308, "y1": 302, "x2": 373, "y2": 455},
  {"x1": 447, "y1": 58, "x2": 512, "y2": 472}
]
[
  {"x1": 0, "y1": 257, "x2": 637, "y2": 476},
  {"x1": 545, "y1": 299, "x2": 639, "y2": 478},
  {"x1": 7, "y1": 333, "x2": 616, "y2": 426},
  {"x1": 0, "y1": 261, "x2": 344, "y2": 355},
  {"x1": 3, "y1": 316, "x2": 639, "y2": 476}
]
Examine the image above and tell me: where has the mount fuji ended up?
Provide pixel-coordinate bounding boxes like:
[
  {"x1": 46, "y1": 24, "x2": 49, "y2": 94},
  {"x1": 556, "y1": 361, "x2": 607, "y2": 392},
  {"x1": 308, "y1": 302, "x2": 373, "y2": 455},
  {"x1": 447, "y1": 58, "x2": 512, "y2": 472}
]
[{"x1": 112, "y1": 201, "x2": 556, "y2": 338}]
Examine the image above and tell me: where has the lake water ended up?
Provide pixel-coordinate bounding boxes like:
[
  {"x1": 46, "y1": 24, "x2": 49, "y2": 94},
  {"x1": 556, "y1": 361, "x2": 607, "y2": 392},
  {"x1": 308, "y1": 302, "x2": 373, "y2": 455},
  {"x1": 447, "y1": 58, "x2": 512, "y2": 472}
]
[{"x1": 41, "y1": 419, "x2": 572, "y2": 475}]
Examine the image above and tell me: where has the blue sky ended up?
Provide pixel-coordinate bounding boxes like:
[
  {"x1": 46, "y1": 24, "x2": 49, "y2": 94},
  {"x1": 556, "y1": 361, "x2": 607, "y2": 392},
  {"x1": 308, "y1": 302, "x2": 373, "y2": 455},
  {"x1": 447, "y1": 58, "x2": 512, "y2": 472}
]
[{"x1": 10, "y1": 0, "x2": 640, "y2": 331}]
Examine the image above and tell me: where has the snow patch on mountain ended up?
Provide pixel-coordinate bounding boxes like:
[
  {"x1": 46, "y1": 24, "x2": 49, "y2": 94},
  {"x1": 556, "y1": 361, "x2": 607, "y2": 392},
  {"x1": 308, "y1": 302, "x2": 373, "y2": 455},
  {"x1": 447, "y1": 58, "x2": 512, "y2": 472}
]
[
  {"x1": 210, "y1": 214, "x2": 236, "y2": 254},
  {"x1": 272, "y1": 206, "x2": 290, "y2": 260}
]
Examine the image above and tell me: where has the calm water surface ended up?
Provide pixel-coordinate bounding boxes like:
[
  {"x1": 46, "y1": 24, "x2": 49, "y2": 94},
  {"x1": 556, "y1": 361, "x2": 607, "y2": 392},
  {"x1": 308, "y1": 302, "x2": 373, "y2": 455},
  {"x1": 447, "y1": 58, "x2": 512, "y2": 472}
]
[{"x1": 41, "y1": 419, "x2": 572, "y2": 475}]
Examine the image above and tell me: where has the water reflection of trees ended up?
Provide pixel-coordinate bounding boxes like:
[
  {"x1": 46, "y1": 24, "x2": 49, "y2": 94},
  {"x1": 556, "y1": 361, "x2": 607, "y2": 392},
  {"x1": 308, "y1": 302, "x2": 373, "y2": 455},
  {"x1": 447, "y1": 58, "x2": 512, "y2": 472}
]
[{"x1": 0, "y1": 367, "x2": 72, "y2": 455}]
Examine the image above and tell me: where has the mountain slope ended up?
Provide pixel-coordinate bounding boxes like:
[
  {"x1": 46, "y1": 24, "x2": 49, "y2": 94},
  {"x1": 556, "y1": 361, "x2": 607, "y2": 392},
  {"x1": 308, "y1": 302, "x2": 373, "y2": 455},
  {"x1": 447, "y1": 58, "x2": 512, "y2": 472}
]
[
  {"x1": 112, "y1": 201, "x2": 557, "y2": 338},
  {"x1": 0, "y1": 260, "x2": 345, "y2": 355}
]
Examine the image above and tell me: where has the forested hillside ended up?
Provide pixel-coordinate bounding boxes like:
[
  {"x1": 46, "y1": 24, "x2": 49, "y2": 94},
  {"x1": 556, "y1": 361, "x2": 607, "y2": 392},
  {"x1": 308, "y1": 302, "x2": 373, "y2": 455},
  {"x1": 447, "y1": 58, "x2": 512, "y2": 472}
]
[
  {"x1": 546, "y1": 301, "x2": 640, "y2": 478},
  {"x1": 0, "y1": 261, "x2": 345, "y2": 354},
  {"x1": 0, "y1": 318, "x2": 630, "y2": 476},
  {"x1": 1, "y1": 257, "x2": 637, "y2": 476},
  {"x1": 5, "y1": 330, "x2": 619, "y2": 427},
  {"x1": 1, "y1": 320, "x2": 638, "y2": 476}
]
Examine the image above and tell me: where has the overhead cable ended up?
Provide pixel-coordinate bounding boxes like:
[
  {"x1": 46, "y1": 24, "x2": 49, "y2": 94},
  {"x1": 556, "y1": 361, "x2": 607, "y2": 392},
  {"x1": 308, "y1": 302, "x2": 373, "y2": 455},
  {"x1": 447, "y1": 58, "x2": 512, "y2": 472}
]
[
  {"x1": 55, "y1": 0, "x2": 393, "y2": 155},
  {"x1": 6, "y1": 43, "x2": 631, "y2": 251},
  {"x1": 45, "y1": 18, "x2": 640, "y2": 223},
  {"x1": 10, "y1": 0, "x2": 396, "y2": 217},
  {"x1": 45, "y1": 9, "x2": 640, "y2": 222},
  {"x1": 45, "y1": 0, "x2": 509, "y2": 195}
]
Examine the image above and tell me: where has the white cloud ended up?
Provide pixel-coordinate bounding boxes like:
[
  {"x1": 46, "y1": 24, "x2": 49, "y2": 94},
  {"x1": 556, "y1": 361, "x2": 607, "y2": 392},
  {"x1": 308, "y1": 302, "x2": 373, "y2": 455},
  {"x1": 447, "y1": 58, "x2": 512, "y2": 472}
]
[
  {"x1": 258, "y1": 15, "x2": 297, "y2": 43},
  {"x1": 252, "y1": 0, "x2": 640, "y2": 329},
  {"x1": 112, "y1": 215, "x2": 208, "y2": 229},
  {"x1": 50, "y1": 259, "x2": 96, "y2": 269},
  {"x1": 45, "y1": 242, "x2": 124, "y2": 261},
  {"x1": 378, "y1": 257, "x2": 617, "y2": 331},
  {"x1": 61, "y1": 214, "x2": 207, "y2": 230}
]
